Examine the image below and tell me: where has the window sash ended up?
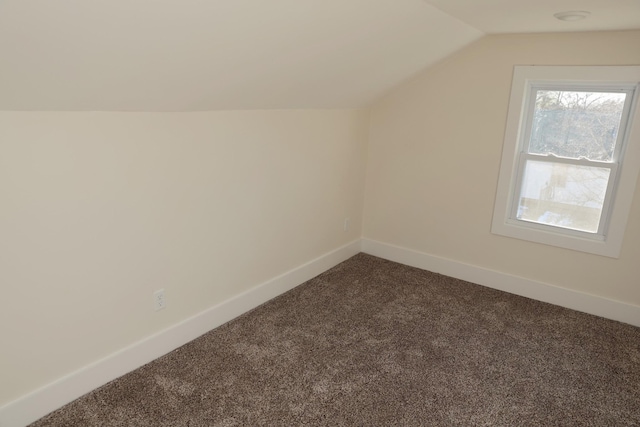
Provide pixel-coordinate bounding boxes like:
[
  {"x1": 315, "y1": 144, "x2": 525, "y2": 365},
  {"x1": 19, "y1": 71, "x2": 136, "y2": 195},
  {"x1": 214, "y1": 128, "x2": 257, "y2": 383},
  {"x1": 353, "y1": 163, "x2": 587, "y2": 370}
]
[
  {"x1": 509, "y1": 153, "x2": 618, "y2": 238},
  {"x1": 507, "y1": 82, "x2": 636, "y2": 239},
  {"x1": 522, "y1": 85, "x2": 635, "y2": 164}
]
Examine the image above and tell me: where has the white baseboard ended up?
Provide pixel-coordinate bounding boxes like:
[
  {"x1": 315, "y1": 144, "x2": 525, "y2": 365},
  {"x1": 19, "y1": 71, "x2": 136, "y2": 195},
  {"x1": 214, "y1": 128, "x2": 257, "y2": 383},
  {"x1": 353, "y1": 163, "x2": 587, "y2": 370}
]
[
  {"x1": 361, "y1": 238, "x2": 640, "y2": 328},
  {"x1": 4, "y1": 237, "x2": 638, "y2": 426},
  {"x1": 0, "y1": 239, "x2": 361, "y2": 427}
]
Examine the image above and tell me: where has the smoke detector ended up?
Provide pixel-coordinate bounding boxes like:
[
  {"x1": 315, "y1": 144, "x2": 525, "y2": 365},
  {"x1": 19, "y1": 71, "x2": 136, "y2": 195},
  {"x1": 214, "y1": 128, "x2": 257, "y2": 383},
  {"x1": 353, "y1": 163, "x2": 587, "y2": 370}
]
[{"x1": 554, "y1": 11, "x2": 591, "y2": 21}]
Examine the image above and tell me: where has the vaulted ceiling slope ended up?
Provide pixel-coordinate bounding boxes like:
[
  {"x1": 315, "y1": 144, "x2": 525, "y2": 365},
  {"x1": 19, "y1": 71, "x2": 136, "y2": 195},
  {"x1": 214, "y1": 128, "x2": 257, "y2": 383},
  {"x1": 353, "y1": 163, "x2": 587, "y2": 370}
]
[
  {"x1": 1, "y1": 0, "x2": 482, "y2": 111},
  {"x1": 1, "y1": 0, "x2": 639, "y2": 111}
]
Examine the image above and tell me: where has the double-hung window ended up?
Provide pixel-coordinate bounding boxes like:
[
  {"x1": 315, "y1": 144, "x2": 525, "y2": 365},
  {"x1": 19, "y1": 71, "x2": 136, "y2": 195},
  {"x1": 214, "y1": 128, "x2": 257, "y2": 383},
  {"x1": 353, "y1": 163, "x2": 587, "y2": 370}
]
[{"x1": 492, "y1": 66, "x2": 640, "y2": 258}]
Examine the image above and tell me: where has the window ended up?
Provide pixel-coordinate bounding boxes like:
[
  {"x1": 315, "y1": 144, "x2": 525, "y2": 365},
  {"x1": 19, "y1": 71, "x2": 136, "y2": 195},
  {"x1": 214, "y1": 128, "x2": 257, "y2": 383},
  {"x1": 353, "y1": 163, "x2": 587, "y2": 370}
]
[{"x1": 492, "y1": 66, "x2": 640, "y2": 258}]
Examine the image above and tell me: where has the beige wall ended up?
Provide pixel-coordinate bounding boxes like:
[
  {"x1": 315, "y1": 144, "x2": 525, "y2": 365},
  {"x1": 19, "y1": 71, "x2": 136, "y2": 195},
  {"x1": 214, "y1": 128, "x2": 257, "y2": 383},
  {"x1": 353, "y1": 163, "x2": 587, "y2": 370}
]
[
  {"x1": 4, "y1": 29, "x2": 640, "y2": 411},
  {"x1": 0, "y1": 109, "x2": 369, "y2": 405},
  {"x1": 364, "y1": 31, "x2": 640, "y2": 305}
]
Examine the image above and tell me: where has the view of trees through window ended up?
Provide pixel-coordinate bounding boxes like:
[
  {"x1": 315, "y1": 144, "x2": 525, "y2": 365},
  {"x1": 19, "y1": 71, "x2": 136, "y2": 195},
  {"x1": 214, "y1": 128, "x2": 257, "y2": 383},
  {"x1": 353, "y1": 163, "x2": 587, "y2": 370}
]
[
  {"x1": 529, "y1": 90, "x2": 626, "y2": 161},
  {"x1": 516, "y1": 90, "x2": 626, "y2": 232}
]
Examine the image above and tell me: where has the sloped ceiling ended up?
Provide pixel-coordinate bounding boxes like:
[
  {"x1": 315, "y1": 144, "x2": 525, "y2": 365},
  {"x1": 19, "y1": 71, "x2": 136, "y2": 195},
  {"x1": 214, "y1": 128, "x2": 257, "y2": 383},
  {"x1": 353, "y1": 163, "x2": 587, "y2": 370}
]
[
  {"x1": 0, "y1": 0, "x2": 482, "y2": 111},
  {"x1": 1, "y1": 0, "x2": 639, "y2": 111}
]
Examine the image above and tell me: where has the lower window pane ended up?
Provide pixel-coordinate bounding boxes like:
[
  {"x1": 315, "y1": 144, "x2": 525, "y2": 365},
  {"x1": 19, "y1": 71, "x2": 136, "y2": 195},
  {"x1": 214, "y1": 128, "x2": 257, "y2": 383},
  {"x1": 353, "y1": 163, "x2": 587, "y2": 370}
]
[{"x1": 516, "y1": 160, "x2": 610, "y2": 233}]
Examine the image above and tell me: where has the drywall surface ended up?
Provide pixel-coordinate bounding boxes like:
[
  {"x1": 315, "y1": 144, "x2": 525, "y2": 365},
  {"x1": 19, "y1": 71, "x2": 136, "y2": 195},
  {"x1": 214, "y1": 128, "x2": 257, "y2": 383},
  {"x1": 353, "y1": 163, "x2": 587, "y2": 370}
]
[
  {"x1": 0, "y1": 109, "x2": 369, "y2": 405},
  {"x1": 0, "y1": 0, "x2": 482, "y2": 111},
  {"x1": 363, "y1": 31, "x2": 640, "y2": 306}
]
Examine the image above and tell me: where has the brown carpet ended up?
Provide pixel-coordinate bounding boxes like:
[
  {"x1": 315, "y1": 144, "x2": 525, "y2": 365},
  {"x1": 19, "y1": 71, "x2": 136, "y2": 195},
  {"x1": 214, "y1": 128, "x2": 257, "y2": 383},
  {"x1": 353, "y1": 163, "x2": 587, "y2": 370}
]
[{"x1": 31, "y1": 253, "x2": 640, "y2": 426}]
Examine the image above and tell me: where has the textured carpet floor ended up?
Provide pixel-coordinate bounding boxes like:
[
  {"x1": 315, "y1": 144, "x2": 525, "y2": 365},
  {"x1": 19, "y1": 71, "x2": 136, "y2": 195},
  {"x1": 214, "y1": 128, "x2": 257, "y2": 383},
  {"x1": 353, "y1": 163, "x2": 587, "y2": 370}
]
[{"x1": 31, "y1": 253, "x2": 640, "y2": 426}]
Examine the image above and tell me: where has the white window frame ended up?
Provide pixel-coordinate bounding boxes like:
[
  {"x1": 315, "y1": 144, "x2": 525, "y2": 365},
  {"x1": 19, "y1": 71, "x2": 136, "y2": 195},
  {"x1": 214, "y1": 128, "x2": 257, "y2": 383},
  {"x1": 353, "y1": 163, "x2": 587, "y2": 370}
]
[{"x1": 491, "y1": 66, "x2": 640, "y2": 258}]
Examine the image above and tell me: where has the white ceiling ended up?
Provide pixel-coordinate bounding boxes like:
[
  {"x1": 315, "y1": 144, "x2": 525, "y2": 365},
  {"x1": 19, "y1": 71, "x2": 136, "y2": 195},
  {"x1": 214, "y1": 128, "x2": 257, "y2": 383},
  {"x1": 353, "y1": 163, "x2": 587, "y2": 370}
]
[
  {"x1": 424, "y1": 0, "x2": 640, "y2": 34},
  {"x1": 0, "y1": 0, "x2": 638, "y2": 111}
]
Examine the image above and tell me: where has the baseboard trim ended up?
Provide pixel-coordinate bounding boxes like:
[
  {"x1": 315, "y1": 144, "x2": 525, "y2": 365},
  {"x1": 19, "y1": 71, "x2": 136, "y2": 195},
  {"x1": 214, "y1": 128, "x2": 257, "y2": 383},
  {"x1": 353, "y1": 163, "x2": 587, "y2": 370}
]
[
  {"x1": 0, "y1": 239, "x2": 362, "y2": 427},
  {"x1": 361, "y1": 238, "x2": 640, "y2": 328},
  {"x1": 5, "y1": 238, "x2": 638, "y2": 426}
]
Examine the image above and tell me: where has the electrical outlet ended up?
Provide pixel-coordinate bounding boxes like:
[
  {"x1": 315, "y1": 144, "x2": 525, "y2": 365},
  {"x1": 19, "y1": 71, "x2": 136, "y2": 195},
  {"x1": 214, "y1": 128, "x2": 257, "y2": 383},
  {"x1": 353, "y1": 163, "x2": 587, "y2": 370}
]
[
  {"x1": 344, "y1": 218, "x2": 350, "y2": 232},
  {"x1": 153, "y1": 289, "x2": 166, "y2": 311}
]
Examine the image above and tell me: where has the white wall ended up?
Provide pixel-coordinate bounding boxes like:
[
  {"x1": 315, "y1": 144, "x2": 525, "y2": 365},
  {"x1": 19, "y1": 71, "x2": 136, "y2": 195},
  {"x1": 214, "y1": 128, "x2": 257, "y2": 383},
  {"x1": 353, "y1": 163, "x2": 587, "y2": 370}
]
[
  {"x1": 0, "y1": 109, "x2": 369, "y2": 406},
  {"x1": 363, "y1": 31, "x2": 640, "y2": 306}
]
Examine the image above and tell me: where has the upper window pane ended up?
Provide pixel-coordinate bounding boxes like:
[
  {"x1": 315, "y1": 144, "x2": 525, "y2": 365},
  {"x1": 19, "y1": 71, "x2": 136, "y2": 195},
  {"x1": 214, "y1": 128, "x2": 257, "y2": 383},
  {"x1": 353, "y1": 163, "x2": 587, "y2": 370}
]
[{"x1": 528, "y1": 90, "x2": 626, "y2": 162}]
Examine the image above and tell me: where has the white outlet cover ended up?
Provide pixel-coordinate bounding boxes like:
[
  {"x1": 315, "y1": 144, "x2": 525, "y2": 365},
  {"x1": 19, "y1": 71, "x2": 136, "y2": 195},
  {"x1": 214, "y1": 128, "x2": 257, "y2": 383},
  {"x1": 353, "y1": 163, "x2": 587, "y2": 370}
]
[{"x1": 153, "y1": 289, "x2": 166, "y2": 311}]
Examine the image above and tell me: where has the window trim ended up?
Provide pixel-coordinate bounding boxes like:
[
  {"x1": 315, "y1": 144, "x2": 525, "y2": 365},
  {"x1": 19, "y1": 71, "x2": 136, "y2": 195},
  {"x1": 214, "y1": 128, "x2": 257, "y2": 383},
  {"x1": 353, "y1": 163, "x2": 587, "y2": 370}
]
[{"x1": 491, "y1": 65, "x2": 640, "y2": 258}]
